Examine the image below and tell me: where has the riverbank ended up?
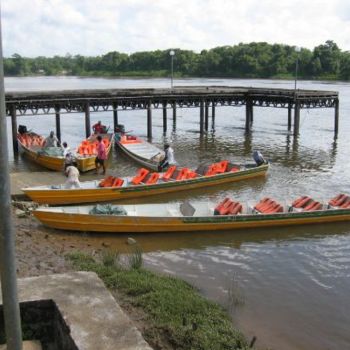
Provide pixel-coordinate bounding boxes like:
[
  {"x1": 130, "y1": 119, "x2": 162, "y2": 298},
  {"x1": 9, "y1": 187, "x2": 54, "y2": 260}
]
[{"x1": 13, "y1": 210, "x2": 250, "y2": 349}]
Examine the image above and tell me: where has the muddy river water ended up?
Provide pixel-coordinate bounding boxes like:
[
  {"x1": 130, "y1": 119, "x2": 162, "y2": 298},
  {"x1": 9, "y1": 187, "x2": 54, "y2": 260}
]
[{"x1": 7, "y1": 76, "x2": 350, "y2": 350}]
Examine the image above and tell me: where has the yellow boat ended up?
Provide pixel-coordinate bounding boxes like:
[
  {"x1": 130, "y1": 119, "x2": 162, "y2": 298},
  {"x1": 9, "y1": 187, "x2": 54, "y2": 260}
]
[
  {"x1": 33, "y1": 194, "x2": 350, "y2": 233},
  {"x1": 22, "y1": 161, "x2": 269, "y2": 205},
  {"x1": 76, "y1": 133, "x2": 114, "y2": 172},
  {"x1": 17, "y1": 132, "x2": 65, "y2": 171}
]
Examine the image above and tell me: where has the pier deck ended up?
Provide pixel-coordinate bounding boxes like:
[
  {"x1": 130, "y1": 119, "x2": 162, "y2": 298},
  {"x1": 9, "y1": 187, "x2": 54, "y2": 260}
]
[{"x1": 5, "y1": 86, "x2": 339, "y2": 153}]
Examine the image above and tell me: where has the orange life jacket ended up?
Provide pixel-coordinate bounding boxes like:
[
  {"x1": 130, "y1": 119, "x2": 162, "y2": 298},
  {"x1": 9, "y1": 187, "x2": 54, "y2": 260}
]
[{"x1": 131, "y1": 168, "x2": 150, "y2": 185}]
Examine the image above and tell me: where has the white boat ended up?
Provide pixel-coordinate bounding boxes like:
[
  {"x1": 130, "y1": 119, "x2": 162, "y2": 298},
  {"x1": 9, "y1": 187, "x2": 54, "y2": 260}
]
[{"x1": 115, "y1": 133, "x2": 164, "y2": 171}]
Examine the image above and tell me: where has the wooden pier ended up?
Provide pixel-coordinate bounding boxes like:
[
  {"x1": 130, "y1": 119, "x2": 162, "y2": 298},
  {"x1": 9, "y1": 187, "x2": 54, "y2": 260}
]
[{"x1": 5, "y1": 86, "x2": 339, "y2": 153}]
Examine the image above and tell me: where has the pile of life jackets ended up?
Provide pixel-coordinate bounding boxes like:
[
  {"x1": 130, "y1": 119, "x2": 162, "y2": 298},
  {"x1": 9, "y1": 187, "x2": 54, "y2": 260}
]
[
  {"x1": 162, "y1": 166, "x2": 198, "y2": 181},
  {"x1": 196, "y1": 161, "x2": 240, "y2": 176},
  {"x1": 214, "y1": 198, "x2": 242, "y2": 215},
  {"x1": 99, "y1": 176, "x2": 124, "y2": 188},
  {"x1": 120, "y1": 135, "x2": 141, "y2": 145},
  {"x1": 328, "y1": 194, "x2": 350, "y2": 209},
  {"x1": 254, "y1": 198, "x2": 283, "y2": 214},
  {"x1": 78, "y1": 138, "x2": 110, "y2": 156},
  {"x1": 131, "y1": 168, "x2": 160, "y2": 185},
  {"x1": 291, "y1": 196, "x2": 323, "y2": 211},
  {"x1": 18, "y1": 133, "x2": 45, "y2": 147}
]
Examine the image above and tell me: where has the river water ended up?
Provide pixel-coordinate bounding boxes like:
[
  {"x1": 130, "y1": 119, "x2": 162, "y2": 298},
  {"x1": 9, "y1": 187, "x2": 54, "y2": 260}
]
[{"x1": 7, "y1": 77, "x2": 350, "y2": 350}]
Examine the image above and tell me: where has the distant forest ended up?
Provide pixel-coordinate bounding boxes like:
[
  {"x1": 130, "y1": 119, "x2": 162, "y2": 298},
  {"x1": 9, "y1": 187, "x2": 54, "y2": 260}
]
[{"x1": 4, "y1": 40, "x2": 350, "y2": 80}]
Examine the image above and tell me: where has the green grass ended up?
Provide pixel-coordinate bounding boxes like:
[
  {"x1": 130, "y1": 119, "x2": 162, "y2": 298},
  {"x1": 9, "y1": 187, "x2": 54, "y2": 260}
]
[{"x1": 67, "y1": 251, "x2": 249, "y2": 350}]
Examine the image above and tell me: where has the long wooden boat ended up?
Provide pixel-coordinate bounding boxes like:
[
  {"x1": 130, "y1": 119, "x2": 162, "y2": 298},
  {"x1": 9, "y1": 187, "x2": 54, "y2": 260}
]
[
  {"x1": 22, "y1": 161, "x2": 269, "y2": 204},
  {"x1": 115, "y1": 134, "x2": 164, "y2": 171},
  {"x1": 17, "y1": 132, "x2": 65, "y2": 171},
  {"x1": 76, "y1": 133, "x2": 114, "y2": 172},
  {"x1": 33, "y1": 194, "x2": 350, "y2": 233}
]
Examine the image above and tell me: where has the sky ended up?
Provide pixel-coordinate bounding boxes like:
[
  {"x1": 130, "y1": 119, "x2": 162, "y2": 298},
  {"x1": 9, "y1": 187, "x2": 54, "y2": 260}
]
[{"x1": 2, "y1": 0, "x2": 350, "y2": 57}]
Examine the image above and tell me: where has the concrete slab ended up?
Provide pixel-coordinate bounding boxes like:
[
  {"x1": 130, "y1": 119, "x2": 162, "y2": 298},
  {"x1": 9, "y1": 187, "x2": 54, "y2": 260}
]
[
  {"x1": 0, "y1": 340, "x2": 42, "y2": 350},
  {"x1": 0, "y1": 272, "x2": 152, "y2": 350}
]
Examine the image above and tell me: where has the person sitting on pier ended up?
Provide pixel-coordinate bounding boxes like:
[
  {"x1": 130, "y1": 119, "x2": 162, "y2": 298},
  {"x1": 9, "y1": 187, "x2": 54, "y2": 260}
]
[
  {"x1": 92, "y1": 120, "x2": 107, "y2": 134},
  {"x1": 158, "y1": 143, "x2": 177, "y2": 171},
  {"x1": 64, "y1": 162, "x2": 81, "y2": 189},
  {"x1": 43, "y1": 131, "x2": 60, "y2": 147}
]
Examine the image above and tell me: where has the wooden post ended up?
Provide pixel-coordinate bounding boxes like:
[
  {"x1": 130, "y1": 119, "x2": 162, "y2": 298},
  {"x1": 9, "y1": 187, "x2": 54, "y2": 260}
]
[
  {"x1": 84, "y1": 102, "x2": 91, "y2": 138},
  {"x1": 55, "y1": 107, "x2": 61, "y2": 142},
  {"x1": 113, "y1": 103, "x2": 118, "y2": 130},
  {"x1": 250, "y1": 101, "x2": 254, "y2": 124},
  {"x1": 293, "y1": 101, "x2": 300, "y2": 136},
  {"x1": 172, "y1": 102, "x2": 176, "y2": 122},
  {"x1": 204, "y1": 101, "x2": 209, "y2": 131},
  {"x1": 162, "y1": 103, "x2": 167, "y2": 133},
  {"x1": 11, "y1": 105, "x2": 18, "y2": 154},
  {"x1": 334, "y1": 99, "x2": 339, "y2": 136},
  {"x1": 211, "y1": 101, "x2": 215, "y2": 128},
  {"x1": 245, "y1": 99, "x2": 252, "y2": 131},
  {"x1": 147, "y1": 100, "x2": 152, "y2": 140},
  {"x1": 288, "y1": 104, "x2": 292, "y2": 130},
  {"x1": 200, "y1": 100, "x2": 204, "y2": 134}
]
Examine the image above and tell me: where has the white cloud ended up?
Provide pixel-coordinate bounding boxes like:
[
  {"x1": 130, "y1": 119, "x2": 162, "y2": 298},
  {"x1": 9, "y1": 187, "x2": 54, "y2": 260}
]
[{"x1": 2, "y1": 0, "x2": 350, "y2": 57}]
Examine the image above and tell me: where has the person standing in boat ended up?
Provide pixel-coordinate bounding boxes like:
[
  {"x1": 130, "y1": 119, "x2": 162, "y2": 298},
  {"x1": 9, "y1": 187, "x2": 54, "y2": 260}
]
[
  {"x1": 95, "y1": 135, "x2": 107, "y2": 175},
  {"x1": 43, "y1": 131, "x2": 60, "y2": 147},
  {"x1": 92, "y1": 120, "x2": 107, "y2": 134},
  {"x1": 252, "y1": 150, "x2": 267, "y2": 166},
  {"x1": 64, "y1": 162, "x2": 81, "y2": 189},
  {"x1": 158, "y1": 143, "x2": 177, "y2": 171}
]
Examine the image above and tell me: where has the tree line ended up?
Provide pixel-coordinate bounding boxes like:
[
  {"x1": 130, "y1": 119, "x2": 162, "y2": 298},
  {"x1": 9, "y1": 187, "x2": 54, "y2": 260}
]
[{"x1": 4, "y1": 40, "x2": 350, "y2": 80}]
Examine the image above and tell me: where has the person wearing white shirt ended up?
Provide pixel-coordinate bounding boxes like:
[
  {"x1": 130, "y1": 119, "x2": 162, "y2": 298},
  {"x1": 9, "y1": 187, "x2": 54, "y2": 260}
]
[
  {"x1": 159, "y1": 144, "x2": 177, "y2": 170},
  {"x1": 64, "y1": 164, "x2": 81, "y2": 189}
]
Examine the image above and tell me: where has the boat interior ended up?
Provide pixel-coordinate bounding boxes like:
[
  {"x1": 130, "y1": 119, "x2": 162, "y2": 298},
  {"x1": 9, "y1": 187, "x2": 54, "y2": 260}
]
[
  {"x1": 37, "y1": 194, "x2": 350, "y2": 217},
  {"x1": 28, "y1": 161, "x2": 259, "y2": 191}
]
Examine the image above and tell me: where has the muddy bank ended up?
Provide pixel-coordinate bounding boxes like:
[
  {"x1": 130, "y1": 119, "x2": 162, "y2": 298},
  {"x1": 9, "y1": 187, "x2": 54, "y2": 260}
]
[{"x1": 13, "y1": 211, "x2": 98, "y2": 278}]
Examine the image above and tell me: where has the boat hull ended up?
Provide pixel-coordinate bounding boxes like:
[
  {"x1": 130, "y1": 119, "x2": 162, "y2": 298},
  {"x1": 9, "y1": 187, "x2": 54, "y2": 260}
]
[
  {"x1": 19, "y1": 142, "x2": 65, "y2": 171},
  {"x1": 23, "y1": 164, "x2": 268, "y2": 204},
  {"x1": 33, "y1": 207, "x2": 350, "y2": 233}
]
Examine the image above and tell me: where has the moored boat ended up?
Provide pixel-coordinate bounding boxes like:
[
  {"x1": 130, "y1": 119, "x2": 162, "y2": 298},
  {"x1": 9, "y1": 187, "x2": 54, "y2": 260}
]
[
  {"x1": 22, "y1": 160, "x2": 269, "y2": 204},
  {"x1": 115, "y1": 133, "x2": 164, "y2": 171},
  {"x1": 76, "y1": 133, "x2": 114, "y2": 172},
  {"x1": 17, "y1": 131, "x2": 65, "y2": 171},
  {"x1": 18, "y1": 130, "x2": 114, "y2": 172},
  {"x1": 33, "y1": 194, "x2": 350, "y2": 233}
]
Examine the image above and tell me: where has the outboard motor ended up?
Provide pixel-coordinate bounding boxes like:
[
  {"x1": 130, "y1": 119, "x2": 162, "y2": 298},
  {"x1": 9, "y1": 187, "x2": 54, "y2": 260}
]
[
  {"x1": 116, "y1": 124, "x2": 125, "y2": 133},
  {"x1": 253, "y1": 150, "x2": 266, "y2": 166},
  {"x1": 18, "y1": 125, "x2": 27, "y2": 134}
]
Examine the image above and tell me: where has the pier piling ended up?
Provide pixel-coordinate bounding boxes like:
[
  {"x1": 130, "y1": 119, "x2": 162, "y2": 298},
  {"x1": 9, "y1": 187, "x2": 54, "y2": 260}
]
[
  {"x1": 147, "y1": 100, "x2": 152, "y2": 139},
  {"x1": 200, "y1": 100, "x2": 204, "y2": 134},
  {"x1": 84, "y1": 102, "x2": 91, "y2": 138},
  {"x1": 55, "y1": 106, "x2": 61, "y2": 142},
  {"x1": 10, "y1": 105, "x2": 17, "y2": 154},
  {"x1": 113, "y1": 103, "x2": 118, "y2": 130},
  {"x1": 162, "y1": 103, "x2": 167, "y2": 133}
]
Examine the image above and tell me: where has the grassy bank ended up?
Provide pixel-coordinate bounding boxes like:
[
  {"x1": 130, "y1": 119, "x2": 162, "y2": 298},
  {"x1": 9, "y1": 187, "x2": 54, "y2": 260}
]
[{"x1": 67, "y1": 250, "x2": 250, "y2": 350}]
